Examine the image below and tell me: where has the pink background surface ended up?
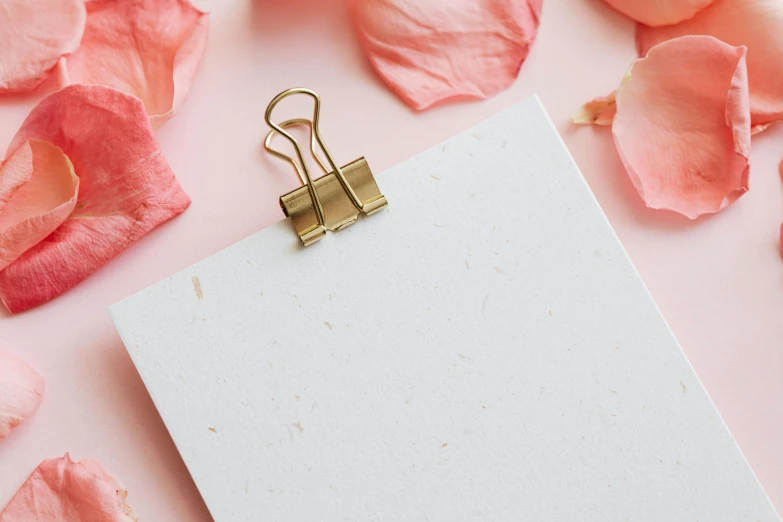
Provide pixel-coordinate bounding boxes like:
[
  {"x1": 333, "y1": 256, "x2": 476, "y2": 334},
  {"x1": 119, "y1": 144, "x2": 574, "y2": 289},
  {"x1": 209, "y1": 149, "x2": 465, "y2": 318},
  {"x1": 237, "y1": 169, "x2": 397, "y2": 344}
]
[{"x1": 1, "y1": 0, "x2": 781, "y2": 519}]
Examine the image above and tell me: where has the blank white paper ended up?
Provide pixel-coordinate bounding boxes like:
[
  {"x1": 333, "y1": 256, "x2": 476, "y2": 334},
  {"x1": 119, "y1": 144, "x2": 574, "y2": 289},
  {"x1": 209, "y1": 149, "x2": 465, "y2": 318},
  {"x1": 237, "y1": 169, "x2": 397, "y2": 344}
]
[{"x1": 110, "y1": 97, "x2": 780, "y2": 522}]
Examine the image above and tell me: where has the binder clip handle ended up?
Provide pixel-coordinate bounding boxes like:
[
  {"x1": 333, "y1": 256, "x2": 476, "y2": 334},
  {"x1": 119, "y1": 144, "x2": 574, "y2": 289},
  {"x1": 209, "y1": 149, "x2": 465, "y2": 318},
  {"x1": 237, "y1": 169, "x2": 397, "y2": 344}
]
[{"x1": 265, "y1": 88, "x2": 364, "y2": 211}]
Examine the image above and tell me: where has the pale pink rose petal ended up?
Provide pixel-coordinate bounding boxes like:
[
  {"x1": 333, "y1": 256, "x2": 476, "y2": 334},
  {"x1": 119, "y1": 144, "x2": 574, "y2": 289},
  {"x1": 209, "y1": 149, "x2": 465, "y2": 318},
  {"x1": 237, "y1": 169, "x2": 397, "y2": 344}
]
[
  {"x1": 351, "y1": 0, "x2": 543, "y2": 110},
  {"x1": 57, "y1": 0, "x2": 209, "y2": 127},
  {"x1": 0, "y1": 454, "x2": 137, "y2": 521},
  {"x1": 0, "y1": 353, "x2": 44, "y2": 439},
  {"x1": 573, "y1": 91, "x2": 618, "y2": 126},
  {"x1": 0, "y1": 85, "x2": 191, "y2": 313},
  {"x1": 0, "y1": 0, "x2": 86, "y2": 93},
  {"x1": 0, "y1": 140, "x2": 79, "y2": 272},
  {"x1": 637, "y1": 0, "x2": 783, "y2": 131},
  {"x1": 601, "y1": 0, "x2": 715, "y2": 26},
  {"x1": 612, "y1": 36, "x2": 751, "y2": 219}
]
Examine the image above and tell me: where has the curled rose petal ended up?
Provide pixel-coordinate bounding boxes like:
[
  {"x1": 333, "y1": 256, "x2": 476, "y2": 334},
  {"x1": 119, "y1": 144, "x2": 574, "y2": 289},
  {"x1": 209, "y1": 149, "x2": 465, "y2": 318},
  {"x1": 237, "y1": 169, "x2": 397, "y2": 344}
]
[
  {"x1": 601, "y1": 0, "x2": 715, "y2": 26},
  {"x1": 351, "y1": 0, "x2": 542, "y2": 110},
  {"x1": 0, "y1": 85, "x2": 191, "y2": 313},
  {"x1": 612, "y1": 36, "x2": 751, "y2": 219},
  {"x1": 0, "y1": 353, "x2": 44, "y2": 439},
  {"x1": 57, "y1": 0, "x2": 209, "y2": 127},
  {"x1": 637, "y1": 0, "x2": 783, "y2": 131},
  {"x1": 0, "y1": 454, "x2": 137, "y2": 521},
  {"x1": 0, "y1": 140, "x2": 79, "y2": 271},
  {"x1": 0, "y1": 0, "x2": 86, "y2": 93},
  {"x1": 573, "y1": 91, "x2": 617, "y2": 126}
]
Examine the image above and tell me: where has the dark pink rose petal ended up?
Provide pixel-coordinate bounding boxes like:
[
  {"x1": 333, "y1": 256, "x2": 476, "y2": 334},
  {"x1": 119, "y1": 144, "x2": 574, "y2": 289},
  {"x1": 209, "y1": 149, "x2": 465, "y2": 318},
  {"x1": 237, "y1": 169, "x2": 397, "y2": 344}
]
[
  {"x1": 57, "y1": 0, "x2": 209, "y2": 127},
  {"x1": 0, "y1": 140, "x2": 79, "y2": 271},
  {"x1": 0, "y1": 0, "x2": 86, "y2": 93},
  {"x1": 637, "y1": 0, "x2": 783, "y2": 132},
  {"x1": 351, "y1": 0, "x2": 543, "y2": 110},
  {"x1": 0, "y1": 352, "x2": 44, "y2": 440},
  {"x1": 580, "y1": 36, "x2": 751, "y2": 219},
  {"x1": 0, "y1": 454, "x2": 137, "y2": 521},
  {"x1": 0, "y1": 85, "x2": 191, "y2": 313}
]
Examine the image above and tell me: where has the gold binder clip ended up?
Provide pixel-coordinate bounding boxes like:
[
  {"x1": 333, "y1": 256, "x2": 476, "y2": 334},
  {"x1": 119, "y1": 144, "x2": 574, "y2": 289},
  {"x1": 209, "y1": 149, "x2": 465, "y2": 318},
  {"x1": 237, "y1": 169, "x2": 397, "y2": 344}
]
[{"x1": 264, "y1": 88, "x2": 388, "y2": 246}]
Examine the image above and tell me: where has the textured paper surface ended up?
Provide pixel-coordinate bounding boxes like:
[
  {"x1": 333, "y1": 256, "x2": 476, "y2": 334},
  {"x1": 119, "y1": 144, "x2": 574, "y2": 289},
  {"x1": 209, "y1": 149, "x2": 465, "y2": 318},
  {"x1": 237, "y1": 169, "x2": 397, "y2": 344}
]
[{"x1": 109, "y1": 97, "x2": 779, "y2": 522}]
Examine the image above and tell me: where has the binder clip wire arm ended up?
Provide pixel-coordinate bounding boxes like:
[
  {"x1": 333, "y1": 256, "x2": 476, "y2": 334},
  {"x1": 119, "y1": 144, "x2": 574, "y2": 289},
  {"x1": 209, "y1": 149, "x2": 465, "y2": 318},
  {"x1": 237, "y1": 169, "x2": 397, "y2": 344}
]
[{"x1": 264, "y1": 118, "x2": 329, "y2": 190}]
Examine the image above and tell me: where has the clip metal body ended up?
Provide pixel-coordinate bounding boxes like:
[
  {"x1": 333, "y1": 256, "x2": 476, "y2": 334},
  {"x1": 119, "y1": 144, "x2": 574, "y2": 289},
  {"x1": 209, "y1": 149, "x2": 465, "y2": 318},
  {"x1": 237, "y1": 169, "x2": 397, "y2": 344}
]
[{"x1": 264, "y1": 88, "x2": 388, "y2": 246}]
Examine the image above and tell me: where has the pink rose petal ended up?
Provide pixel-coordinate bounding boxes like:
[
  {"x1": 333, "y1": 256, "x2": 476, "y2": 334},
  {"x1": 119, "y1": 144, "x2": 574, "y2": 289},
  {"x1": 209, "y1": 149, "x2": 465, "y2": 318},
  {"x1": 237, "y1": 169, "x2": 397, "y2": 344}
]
[
  {"x1": 0, "y1": 85, "x2": 191, "y2": 313},
  {"x1": 57, "y1": 0, "x2": 209, "y2": 127},
  {"x1": 0, "y1": 0, "x2": 86, "y2": 93},
  {"x1": 0, "y1": 454, "x2": 137, "y2": 521},
  {"x1": 612, "y1": 36, "x2": 751, "y2": 219},
  {"x1": 351, "y1": 0, "x2": 542, "y2": 110},
  {"x1": 0, "y1": 140, "x2": 79, "y2": 271},
  {"x1": 637, "y1": 0, "x2": 783, "y2": 131},
  {"x1": 0, "y1": 353, "x2": 44, "y2": 439},
  {"x1": 601, "y1": 0, "x2": 715, "y2": 26}
]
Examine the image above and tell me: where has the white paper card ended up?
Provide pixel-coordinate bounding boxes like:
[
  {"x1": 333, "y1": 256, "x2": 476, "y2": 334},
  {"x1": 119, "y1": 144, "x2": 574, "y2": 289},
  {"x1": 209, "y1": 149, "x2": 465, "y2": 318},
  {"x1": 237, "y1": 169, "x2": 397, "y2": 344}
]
[{"x1": 110, "y1": 97, "x2": 779, "y2": 522}]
